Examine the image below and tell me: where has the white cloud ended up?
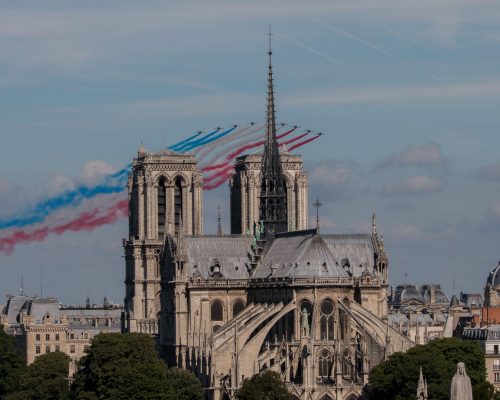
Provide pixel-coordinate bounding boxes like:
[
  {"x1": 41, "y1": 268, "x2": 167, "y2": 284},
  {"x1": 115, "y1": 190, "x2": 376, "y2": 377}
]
[
  {"x1": 376, "y1": 142, "x2": 447, "y2": 170},
  {"x1": 379, "y1": 175, "x2": 447, "y2": 196}
]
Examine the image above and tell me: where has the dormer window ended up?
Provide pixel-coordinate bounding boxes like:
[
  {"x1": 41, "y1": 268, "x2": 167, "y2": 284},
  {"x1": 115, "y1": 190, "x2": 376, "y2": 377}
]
[{"x1": 210, "y1": 259, "x2": 222, "y2": 278}]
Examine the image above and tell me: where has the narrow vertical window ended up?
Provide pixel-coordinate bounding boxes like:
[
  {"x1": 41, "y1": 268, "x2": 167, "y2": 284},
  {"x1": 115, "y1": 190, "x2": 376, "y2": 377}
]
[
  {"x1": 174, "y1": 177, "x2": 183, "y2": 233},
  {"x1": 158, "y1": 178, "x2": 167, "y2": 239}
]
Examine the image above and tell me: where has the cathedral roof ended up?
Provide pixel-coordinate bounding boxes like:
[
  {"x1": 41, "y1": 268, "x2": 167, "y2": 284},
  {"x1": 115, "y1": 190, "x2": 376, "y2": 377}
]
[
  {"x1": 252, "y1": 229, "x2": 371, "y2": 279},
  {"x1": 183, "y1": 236, "x2": 252, "y2": 280}
]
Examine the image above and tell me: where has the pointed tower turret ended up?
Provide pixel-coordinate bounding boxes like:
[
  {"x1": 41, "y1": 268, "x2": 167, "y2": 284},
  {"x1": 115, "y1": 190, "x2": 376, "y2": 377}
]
[
  {"x1": 259, "y1": 27, "x2": 288, "y2": 237},
  {"x1": 417, "y1": 366, "x2": 428, "y2": 400}
]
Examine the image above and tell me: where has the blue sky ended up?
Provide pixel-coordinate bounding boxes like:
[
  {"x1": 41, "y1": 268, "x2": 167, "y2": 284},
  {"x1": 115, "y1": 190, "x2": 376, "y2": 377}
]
[{"x1": 1, "y1": 0, "x2": 500, "y2": 305}]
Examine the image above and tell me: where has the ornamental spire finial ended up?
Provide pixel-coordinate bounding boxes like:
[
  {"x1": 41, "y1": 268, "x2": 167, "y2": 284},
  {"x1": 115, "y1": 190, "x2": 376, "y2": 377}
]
[{"x1": 260, "y1": 26, "x2": 288, "y2": 236}]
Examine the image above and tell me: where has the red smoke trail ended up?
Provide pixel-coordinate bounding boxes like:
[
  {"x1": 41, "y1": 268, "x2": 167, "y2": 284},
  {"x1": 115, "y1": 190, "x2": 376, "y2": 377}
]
[
  {"x1": 202, "y1": 127, "x2": 299, "y2": 173},
  {"x1": 203, "y1": 135, "x2": 321, "y2": 190},
  {"x1": 0, "y1": 199, "x2": 128, "y2": 255},
  {"x1": 288, "y1": 134, "x2": 321, "y2": 152},
  {"x1": 203, "y1": 170, "x2": 235, "y2": 190},
  {"x1": 281, "y1": 130, "x2": 311, "y2": 146}
]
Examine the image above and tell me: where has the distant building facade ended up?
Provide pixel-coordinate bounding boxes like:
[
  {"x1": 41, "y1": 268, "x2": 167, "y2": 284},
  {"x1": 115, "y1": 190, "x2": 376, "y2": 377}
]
[
  {"x1": 1, "y1": 294, "x2": 122, "y2": 375},
  {"x1": 463, "y1": 325, "x2": 500, "y2": 391}
]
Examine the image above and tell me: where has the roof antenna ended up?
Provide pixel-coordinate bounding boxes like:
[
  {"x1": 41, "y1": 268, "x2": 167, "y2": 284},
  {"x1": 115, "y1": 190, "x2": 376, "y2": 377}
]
[
  {"x1": 313, "y1": 198, "x2": 322, "y2": 234},
  {"x1": 20, "y1": 274, "x2": 24, "y2": 296}
]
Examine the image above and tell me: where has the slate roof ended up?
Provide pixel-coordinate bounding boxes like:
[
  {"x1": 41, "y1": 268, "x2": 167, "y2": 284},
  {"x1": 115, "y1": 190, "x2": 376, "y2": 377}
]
[
  {"x1": 183, "y1": 235, "x2": 252, "y2": 279},
  {"x1": 253, "y1": 229, "x2": 363, "y2": 279},
  {"x1": 321, "y1": 233, "x2": 376, "y2": 278}
]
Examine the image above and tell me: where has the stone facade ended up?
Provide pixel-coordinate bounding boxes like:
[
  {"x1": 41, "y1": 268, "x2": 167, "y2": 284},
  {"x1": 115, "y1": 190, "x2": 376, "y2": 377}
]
[
  {"x1": 230, "y1": 153, "x2": 308, "y2": 234},
  {"x1": 123, "y1": 149, "x2": 203, "y2": 334},
  {"x1": 463, "y1": 325, "x2": 500, "y2": 391},
  {"x1": 1, "y1": 295, "x2": 122, "y2": 375}
]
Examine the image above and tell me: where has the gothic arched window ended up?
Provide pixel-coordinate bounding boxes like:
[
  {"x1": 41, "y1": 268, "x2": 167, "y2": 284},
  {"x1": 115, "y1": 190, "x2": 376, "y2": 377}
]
[
  {"x1": 233, "y1": 299, "x2": 245, "y2": 318},
  {"x1": 320, "y1": 299, "x2": 335, "y2": 340},
  {"x1": 211, "y1": 300, "x2": 224, "y2": 322},
  {"x1": 339, "y1": 308, "x2": 349, "y2": 340},
  {"x1": 158, "y1": 177, "x2": 167, "y2": 239},
  {"x1": 318, "y1": 349, "x2": 334, "y2": 382},
  {"x1": 174, "y1": 177, "x2": 183, "y2": 233}
]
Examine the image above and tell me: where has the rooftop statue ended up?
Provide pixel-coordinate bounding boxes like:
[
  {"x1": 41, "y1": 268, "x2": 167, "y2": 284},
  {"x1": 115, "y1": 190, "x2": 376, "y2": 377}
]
[{"x1": 450, "y1": 362, "x2": 473, "y2": 400}]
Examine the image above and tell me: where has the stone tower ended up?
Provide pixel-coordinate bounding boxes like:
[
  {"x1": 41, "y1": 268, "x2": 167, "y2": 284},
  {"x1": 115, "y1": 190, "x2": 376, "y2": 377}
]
[
  {"x1": 123, "y1": 147, "x2": 203, "y2": 333},
  {"x1": 229, "y1": 153, "x2": 308, "y2": 234}
]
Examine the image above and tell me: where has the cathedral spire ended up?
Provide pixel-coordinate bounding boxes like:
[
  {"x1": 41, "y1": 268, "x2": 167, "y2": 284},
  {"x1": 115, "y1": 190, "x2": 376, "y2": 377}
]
[{"x1": 259, "y1": 26, "x2": 288, "y2": 236}]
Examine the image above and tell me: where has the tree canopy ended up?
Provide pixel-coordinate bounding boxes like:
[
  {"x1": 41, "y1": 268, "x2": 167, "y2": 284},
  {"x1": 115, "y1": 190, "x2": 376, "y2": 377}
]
[
  {"x1": 0, "y1": 328, "x2": 26, "y2": 398},
  {"x1": 363, "y1": 338, "x2": 498, "y2": 400},
  {"x1": 70, "y1": 333, "x2": 202, "y2": 400},
  {"x1": 4, "y1": 351, "x2": 70, "y2": 400},
  {"x1": 236, "y1": 370, "x2": 293, "y2": 400}
]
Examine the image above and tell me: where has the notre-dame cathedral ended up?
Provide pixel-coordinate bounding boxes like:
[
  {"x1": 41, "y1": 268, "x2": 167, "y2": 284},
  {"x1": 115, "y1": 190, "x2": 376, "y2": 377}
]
[{"x1": 123, "y1": 43, "x2": 414, "y2": 400}]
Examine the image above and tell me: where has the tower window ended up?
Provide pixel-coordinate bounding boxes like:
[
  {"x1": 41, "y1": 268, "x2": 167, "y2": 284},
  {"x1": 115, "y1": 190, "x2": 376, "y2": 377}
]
[
  {"x1": 158, "y1": 178, "x2": 167, "y2": 239},
  {"x1": 174, "y1": 177, "x2": 183, "y2": 233}
]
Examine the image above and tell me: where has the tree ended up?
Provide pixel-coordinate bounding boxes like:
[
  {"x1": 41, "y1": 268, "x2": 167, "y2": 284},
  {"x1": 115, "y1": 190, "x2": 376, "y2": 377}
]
[
  {"x1": 236, "y1": 370, "x2": 293, "y2": 400},
  {"x1": 70, "y1": 333, "x2": 203, "y2": 400},
  {"x1": 0, "y1": 328, "x2": 26, "y2": 398},
  {"x1": 164, "y1": 368, "x2": 203, "y2": 400},
  {"x1": 363, "y1": 338, "x2": 491, "y2": 400},
  {"x1": 4, "y1": 351, "x2": 70, "y2": 400}
]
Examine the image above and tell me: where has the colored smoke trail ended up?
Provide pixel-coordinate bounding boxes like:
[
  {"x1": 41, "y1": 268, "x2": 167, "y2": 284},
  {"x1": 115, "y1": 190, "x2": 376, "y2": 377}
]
[
  {"x1": 198, "y1": 125, "x2": 265, "y2": 168},
  {"x1": 288, "y1": 134, "x2": 322, "y2": 151},
  {"x1": 182, "y1": 125, "x2": 238, "y2": 152},
  {"x1": 195, "y1": 124, "x2": 258, "y2": 161},
  {"x1": 0, "y1": 199, "x2": 128, "y2": 255},
  {"x1": 203, "y1": 169, "x2": 234, "y2": 190},
  {"x1": 0, "y1": 170, "x2": 128, "y2": 231},
  {"x1": 203, "y1": 133, "x2": 320, "y2": 190},
  {"x1": 202, "y1": 127, "x2": 300, "y2": 174},
  {"x1": 169, "y1": 131, "x2": 203, "y2": 151},
  {"x1": 175, "y1": 127, "x2": 222, "y2": 152},
  {"x1": 173, "y1": 128, "x2": 222, "y2": 151}
]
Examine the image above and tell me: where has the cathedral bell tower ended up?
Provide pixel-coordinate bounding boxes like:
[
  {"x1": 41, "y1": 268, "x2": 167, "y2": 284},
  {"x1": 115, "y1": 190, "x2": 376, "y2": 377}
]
[
  {"x1": 123, "y1": 147, "x2": 203, "y2": 334},
  {"x1": 259, "y1": 29, "x2": 288, "y2": 236}
]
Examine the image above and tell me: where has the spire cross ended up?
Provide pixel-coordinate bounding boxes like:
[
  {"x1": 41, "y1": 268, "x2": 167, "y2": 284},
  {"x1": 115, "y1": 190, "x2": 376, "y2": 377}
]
[{"x1": 313, "y1": 198, "x2": 322, "y2": 233}]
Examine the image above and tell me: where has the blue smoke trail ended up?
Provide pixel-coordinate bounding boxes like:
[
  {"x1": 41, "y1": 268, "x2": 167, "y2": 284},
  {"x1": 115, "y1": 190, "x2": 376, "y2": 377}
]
[
  {"x1": 181, "y1": 126, "x2": 238, "y2": 152},
  {"x1": 0, "y1": 169, "x2": 129, "y2": 230},
  {"x1": 169, "y1": 131, "x2": 203, "y2": 151},
  {"x1": 175, "y1": 128, "x2": 222, "y2": 152}
]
